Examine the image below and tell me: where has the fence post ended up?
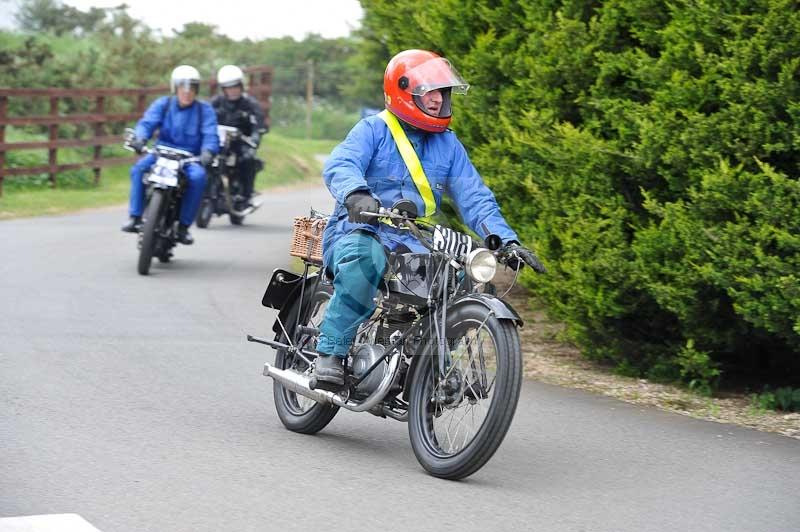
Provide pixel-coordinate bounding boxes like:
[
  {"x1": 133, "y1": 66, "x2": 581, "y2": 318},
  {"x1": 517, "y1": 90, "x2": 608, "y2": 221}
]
[
  {"x1": 93, "y1": 95, "x2": 105, "y2": 185},
  {"x1": 0, "y1": 95, "x2": 6, "y2": 197},
  {"x1": 48, "y1": 96, "x2": 58, "y2": 188},
  {"x1": 136, "y1": 93, "x2": 147, "y2": 115},
  {"x1": 306, "y1": 60, "x2": 314, "y2": 139}
]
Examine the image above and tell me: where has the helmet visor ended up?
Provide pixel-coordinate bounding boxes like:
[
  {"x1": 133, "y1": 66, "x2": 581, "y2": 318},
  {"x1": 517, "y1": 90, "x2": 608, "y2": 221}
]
[
  {"x1": 404, "y1": 58, "x2": 469, "y2": 96},
  {"x1": 174, "y1": 79, "x2": 199, "y2": 93}
]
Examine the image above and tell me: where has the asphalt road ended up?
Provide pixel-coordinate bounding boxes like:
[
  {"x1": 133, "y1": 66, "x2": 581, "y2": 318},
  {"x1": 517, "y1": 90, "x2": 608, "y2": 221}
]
[{"x1": 1, "y1": 186, "x2": 799, "y2": 532}]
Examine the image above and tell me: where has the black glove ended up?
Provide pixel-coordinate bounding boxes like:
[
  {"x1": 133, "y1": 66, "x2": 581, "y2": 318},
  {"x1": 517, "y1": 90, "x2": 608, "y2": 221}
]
[
  {"x1": 200, "y1": 150, "x2": 214, "y2": 167},
  {"x1": 503, "y1": 242, "x2": 547, "y2": 273},
  {"x1": 129, "y1": 137, "x2": 146, "y2": 154},
  {"x1": 343, "y1": 191, "x2": 380, "y2": 225}
]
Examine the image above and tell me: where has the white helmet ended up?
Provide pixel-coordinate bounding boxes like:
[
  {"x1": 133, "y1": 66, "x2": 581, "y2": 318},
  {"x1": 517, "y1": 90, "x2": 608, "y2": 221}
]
[
  {"x1": 217, "y1": 64, "x2": 245, "y2": 89},
  {"x1": 170, "y1": 65, "x2": 201, "y2": 94}
]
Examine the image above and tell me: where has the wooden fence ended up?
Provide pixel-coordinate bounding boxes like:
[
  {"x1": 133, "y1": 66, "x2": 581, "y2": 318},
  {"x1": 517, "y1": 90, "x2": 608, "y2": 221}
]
[{"x1": 0, "y1": 66, "x2": 272, "y2": 196}]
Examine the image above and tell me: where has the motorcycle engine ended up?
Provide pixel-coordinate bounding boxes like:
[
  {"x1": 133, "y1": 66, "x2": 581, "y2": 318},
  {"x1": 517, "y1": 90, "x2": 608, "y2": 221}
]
[{"x1": 350, "y1": 344, "x2": 387, "y2": 396}]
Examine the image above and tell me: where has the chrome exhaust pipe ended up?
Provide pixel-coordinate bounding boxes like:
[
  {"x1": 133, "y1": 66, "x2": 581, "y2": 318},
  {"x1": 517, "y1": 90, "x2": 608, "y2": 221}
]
[
  {"x1": 263, "y1": 351, "x2": 400, "y2": 413},
  {"x1": 263, "y1": 363, "x2": 338, "y2": 405}
]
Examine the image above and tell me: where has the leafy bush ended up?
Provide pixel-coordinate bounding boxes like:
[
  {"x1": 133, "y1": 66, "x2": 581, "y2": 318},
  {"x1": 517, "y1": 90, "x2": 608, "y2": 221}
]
[
  {"x1": 676, "y1": 340, "x2": 720, "y2": 396},
  {"x1": 751, "y1": 387, "x2": 800, "y2": 412},
  {"x1": 358, "y1": 0, "x2": 800, "y2": 382}
]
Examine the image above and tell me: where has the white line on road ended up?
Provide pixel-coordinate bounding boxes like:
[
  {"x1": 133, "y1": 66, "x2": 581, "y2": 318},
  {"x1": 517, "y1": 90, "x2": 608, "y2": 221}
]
[{"x1": 0, "y1": 514, "x2": 102, "y2": 532}]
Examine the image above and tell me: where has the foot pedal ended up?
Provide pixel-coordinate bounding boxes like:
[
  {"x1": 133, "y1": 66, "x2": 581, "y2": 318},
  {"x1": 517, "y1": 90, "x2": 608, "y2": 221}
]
[{"x1": 308, "y1": 376, "x2": 345, "y2": 392}]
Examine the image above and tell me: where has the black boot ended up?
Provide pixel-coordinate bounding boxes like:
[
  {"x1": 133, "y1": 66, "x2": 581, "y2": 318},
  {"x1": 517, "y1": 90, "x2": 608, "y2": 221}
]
[
  {"x1": 313, "y1": 354, "x2": 345, "y2": 386},
  {"x1": 177, "y1": 224, "x2": 194, "y2": 245},
  {"x1": 121, "y1": 216, "x2": 142, "y2": 233}
]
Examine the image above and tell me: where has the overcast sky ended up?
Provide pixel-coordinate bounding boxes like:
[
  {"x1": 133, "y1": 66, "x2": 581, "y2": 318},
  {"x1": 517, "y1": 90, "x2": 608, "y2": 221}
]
[{"x1": 1, "y1": 0, "x2": 364, "y2": 40}]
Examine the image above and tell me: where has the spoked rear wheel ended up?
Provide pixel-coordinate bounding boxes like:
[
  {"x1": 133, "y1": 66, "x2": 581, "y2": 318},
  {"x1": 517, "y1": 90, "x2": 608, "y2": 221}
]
[
  {"x1": 408, "y1": 303, "x2": 522, "y2": 479},
  {"x1": 273, "y1": 283, "x2": 339, "y2": 434}
]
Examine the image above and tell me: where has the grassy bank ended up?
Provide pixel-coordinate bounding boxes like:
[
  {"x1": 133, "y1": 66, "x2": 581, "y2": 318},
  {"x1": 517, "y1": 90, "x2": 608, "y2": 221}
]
[{"x1": 0, "y1": 131, "x2": 337, "y2": 220}]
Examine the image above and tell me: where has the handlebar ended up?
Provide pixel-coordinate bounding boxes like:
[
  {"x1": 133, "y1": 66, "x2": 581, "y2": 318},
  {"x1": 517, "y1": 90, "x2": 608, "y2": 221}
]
[
  {"x1": 359, "y1": 207, "x2": 534, "y2": 272},
  {"x1": 122, "y1": 142, "x2": 200, "y2": 165},
  {"x1": 360, "y1": 208, "x2": 436, "y2": 253},
  {"x1": 360, "y1": 208, "x2": 494, "y2": 262},
  {"x1": 221, "y1": 129, "x2": 257, "y2": 149},
  {"x1": 360, "y1": 207, "x2": 406, "y2": 221}
]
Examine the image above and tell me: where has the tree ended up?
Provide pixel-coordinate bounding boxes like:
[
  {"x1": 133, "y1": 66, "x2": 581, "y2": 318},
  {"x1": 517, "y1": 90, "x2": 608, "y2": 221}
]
[{"x1": 15, "y1": 0, "x2": 107, "y2": 36}]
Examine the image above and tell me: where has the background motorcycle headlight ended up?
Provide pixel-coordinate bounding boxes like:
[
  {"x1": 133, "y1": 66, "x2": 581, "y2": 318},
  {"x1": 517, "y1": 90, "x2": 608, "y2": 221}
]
[{"x1": 465, "y1": 248, "x2": 497, "y2": 283}]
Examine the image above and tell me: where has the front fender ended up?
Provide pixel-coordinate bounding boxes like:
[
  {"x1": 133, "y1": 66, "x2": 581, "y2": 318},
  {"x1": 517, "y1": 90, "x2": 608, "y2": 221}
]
[
  {"x1": 401, "y1": 292, "x2": 522, "y2": 402},
  {"x1": 449, "y1": 292, "x2": 523, "y2": 326}
]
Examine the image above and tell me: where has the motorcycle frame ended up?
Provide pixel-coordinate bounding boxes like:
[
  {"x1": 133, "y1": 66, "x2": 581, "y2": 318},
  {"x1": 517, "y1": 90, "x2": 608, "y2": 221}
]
[{"x1": 253, "y1": 229, "x2": 522, "y2": 412}]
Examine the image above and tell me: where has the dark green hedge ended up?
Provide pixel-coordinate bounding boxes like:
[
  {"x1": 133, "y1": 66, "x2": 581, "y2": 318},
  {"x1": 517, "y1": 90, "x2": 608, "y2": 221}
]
[{"x1": 360, "y1": 0, "x2": 800, "y2": 384}]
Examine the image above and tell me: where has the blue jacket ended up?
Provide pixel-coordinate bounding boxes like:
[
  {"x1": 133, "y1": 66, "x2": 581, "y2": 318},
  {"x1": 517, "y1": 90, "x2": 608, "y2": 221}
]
[
  {"x1": 135, "y1": 96, "x2": 219, "y2": 155},
  {"x1": 322, "y1": 115, "x2": 519, "y2": 266}
]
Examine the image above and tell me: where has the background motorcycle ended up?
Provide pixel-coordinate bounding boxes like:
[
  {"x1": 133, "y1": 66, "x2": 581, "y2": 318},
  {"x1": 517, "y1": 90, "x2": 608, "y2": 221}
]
[
  {"x1": 250, "y1": 200, "x2": 537, "y2": 479},
  {"x1": 124, "y1": 129, "x2": 200, "y2": 275},
  {"x1": 196, "y1": 125, "x2": 262, "y2": 228}
]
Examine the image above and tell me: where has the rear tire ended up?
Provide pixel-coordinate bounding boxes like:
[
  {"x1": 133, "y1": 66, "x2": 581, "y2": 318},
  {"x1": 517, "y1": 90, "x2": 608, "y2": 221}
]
[
  {"x1": 273, "y1": 283, "x2": 339, "y2": 434},
  {"x1": 137, "y1": 189, "x2": 164, "y2": 276}
]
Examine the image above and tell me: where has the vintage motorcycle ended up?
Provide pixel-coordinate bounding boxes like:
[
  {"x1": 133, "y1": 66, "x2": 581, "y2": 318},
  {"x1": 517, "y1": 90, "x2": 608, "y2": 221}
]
[
  {"x1": 249, "y1": 201, "x2": 533, "y2": 479},
  {"x1": 196, "y1": 125, "x2": 262, "y2": 228},
  {"x1": 124, "y1": 129, "x2": 200, "y2": 275}
]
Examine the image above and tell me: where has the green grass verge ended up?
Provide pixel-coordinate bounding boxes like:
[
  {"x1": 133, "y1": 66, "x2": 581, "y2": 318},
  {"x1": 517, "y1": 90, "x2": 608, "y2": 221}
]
[{"x1": 0, "y1": 131, "x2": 337, "y2": 220}]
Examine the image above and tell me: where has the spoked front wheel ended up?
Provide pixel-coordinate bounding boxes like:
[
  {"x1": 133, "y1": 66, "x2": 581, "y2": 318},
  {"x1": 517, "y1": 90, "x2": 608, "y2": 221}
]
[
  {"x1": 137, "y1": 189, "x2": 164, "y2": 276},
  {"x1": 408, "y1": 303, "x2": 522, "y2": 479}
]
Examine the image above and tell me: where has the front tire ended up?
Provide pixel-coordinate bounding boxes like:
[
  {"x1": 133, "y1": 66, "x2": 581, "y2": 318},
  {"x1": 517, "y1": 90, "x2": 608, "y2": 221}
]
[
  {"x1": 196, "y1": 198, "x2": 213, "y2": 228},
  {"x1": 273, "y1": 283, "x2": 339, "y2": 434},
  {"x1": 408, "y1": 303, "x2": 522, "y2": 479},
  {"x1": 137, "y1": 189, "x2": 164, "y2": 275},
  {"x1": 228, "y1": 179, "x2": 245, "y2": 225}
]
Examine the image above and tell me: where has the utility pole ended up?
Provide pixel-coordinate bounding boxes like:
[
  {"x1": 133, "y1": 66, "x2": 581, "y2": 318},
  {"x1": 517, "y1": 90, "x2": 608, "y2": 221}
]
[{"x1": 305, "y1": 59, "x2": 314, "y2": 140}]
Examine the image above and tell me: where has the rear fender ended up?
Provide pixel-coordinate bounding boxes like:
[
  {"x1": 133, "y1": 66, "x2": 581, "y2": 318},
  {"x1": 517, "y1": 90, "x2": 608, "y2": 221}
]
[{"x1": 262, "y1": 269, "x2": 322, "y2": 335}]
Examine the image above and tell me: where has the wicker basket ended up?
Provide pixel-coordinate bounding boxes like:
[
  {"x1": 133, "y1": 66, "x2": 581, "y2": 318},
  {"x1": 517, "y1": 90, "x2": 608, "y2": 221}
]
[{"x1": 289, "y1": 216, "x2": 327, "y2": 264}]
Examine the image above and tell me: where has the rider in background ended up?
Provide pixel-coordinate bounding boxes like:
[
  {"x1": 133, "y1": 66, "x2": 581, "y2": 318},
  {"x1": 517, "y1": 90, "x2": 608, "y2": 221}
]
[
  {"x1": 122, "y1": 65, "x2": 218, "y2": 245},
  {"x1": 210, "y1": 65, "x2": 267, "y2": 209},
  {"x1": 312, "y1": 49, "x2": 546, "y2": 386}
]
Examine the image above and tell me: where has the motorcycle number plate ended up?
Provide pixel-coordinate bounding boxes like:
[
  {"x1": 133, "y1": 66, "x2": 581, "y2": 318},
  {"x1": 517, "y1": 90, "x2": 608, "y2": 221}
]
[
  {"x1": 433, "y1": 225, "x2": 472, "y2": 258},
  {"x1": 149, "y1": 158, "x2": 179, "y2": 186}
]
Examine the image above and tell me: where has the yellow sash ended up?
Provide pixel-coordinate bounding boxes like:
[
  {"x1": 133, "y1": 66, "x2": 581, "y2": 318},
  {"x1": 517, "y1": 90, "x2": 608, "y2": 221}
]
[{"x1": 377, "y1": 110, "x2": 437, "y2": 219}]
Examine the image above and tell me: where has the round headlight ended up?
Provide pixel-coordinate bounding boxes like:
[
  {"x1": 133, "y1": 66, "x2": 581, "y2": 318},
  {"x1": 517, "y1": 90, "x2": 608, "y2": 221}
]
[{"x1": 465, "y1": 248, "x2": 497, "y2": 284}]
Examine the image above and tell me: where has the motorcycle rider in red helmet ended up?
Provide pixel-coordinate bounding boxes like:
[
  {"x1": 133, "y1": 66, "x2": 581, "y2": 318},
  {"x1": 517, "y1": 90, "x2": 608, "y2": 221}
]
[{"x1": 313, "y1": 49, "x2": 545, "y2": 386}]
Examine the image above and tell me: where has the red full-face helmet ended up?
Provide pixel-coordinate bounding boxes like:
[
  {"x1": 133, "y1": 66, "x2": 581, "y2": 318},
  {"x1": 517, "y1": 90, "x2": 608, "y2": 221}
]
[{"x1": 383, "y1": 49, "x2": 469, "y2": 133}]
